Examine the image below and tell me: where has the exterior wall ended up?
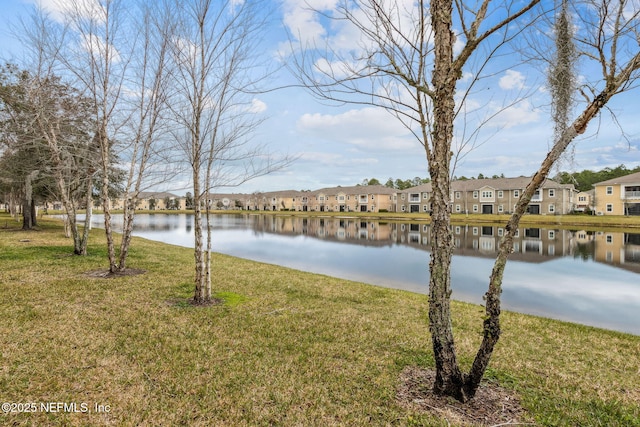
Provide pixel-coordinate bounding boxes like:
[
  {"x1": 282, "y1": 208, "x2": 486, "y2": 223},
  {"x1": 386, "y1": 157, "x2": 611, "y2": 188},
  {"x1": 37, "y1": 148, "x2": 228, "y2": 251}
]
[
  {"x1": 113, "y1": 192, "x2": 185, "y2": 211},
  {"x1": 304, "y1": 186, "x2": 397, "y2": 212},
  {"x1": 447, "y1": 178, "x2": 575, "y2": 215},
  {"x1": 397, "y1": 184, "x2": 432, "y2": 213},
  {"x1": 594, "y1": 184, "x2": 626, "y2": 215},
  {"x1": 593, "y1": 172, "x2": 640, "y2": 216},
  {"x1": 575, "y1": 191, "x2": 593, "y2": 212}
]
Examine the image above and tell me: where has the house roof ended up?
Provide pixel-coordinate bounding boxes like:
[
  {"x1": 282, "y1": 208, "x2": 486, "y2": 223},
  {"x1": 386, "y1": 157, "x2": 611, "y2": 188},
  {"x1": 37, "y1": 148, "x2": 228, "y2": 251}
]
[
  {"x1": 137, "y1": 191, "x2": 180, "y2": 199},
  {"x1": 313, "y1": 184, "x2": 397, "y2": 196},
  {"x1": 593, "y1": 171, "x2": 640, "y2": 186},
  {"x1": 448, "y1": 176, "x2": 573, "y2": 192}
]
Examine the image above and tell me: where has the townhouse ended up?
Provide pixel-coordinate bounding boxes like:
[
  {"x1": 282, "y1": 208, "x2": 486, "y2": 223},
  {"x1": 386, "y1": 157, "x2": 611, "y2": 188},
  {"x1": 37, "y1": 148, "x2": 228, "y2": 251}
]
[
  {"x1": 307, "y1": 185, "x2": 398, "y2": 213},
  {"x1": 397, "y1": 183, "x2": 432, "y2": 213},
  {"x1": 446, "y1": 176, "x2": 576, "y2": 215},
  {"x1": 97, "y1": 175, "x2": 587, "y2": 215},
  {"x1": 574, "y1": 190, "x2": 595, "y2": 212},
  {"x1": 112, "y1": 191, "x2": 186, "y2": 210},
  {"x1": 593, "y1": 171, "x2": 640, "y2": 216}
]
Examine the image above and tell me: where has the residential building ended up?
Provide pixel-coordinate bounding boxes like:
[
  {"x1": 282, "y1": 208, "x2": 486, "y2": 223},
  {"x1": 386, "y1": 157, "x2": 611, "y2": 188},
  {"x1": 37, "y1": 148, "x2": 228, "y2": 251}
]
[
  {"x1": 305, "y1": 185, "x2": 398, "y2": 213},
  {"x1": 397, "y1": 183, "x2": 432, "y2": 213},
  {"x1": 575, "y1": 190, "x2": 594, "y2": 212},
  {"x1": 446, "y1": 176, "x2": 576, "y2": 215},
  {"x1": 112, "y1": 192, "x2": 185, "y2": 210},
  {"x1": 593, "y1": 171, "x2": 640, "y2": 216}
]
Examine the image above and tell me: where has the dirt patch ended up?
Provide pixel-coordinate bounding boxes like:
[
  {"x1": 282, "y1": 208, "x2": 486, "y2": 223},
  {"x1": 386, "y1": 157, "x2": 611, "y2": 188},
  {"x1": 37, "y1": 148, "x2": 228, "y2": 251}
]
[
  {"x1": 84, "y1": 268, "x2": 147, "y2": 279},
  {"x1": 397, "y1": 366, "x2": 530, "y2": 426}
]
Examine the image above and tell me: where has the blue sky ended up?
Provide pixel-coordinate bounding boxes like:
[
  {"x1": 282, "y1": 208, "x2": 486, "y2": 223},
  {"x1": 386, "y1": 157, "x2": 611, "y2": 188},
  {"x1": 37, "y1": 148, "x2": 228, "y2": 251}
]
[{"x1": 2, "y1": 0, "x2": 639, "y2": 195}]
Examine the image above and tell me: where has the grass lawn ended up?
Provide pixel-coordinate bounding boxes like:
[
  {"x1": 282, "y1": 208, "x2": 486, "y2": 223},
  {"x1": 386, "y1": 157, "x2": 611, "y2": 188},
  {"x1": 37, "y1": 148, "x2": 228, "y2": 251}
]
[{"x1": 1, "y1": 213, "x2": 639, "y2": 426}]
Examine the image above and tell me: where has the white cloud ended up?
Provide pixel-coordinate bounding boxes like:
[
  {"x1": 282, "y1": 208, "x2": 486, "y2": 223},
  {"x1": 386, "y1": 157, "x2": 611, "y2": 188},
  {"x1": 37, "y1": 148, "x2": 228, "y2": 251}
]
[
  {"x1": 249, "y1": 98, "x2": 268, "y2": 114},
  {"x1": 281, "y1": 0, "x2": 338, "y2": 47},
  {"x1": 499, "y1": 70, "x2": 526, "y2": 90},
  {"x1": 30, "y1": 0, "x2": 105, "y2": 23},
  {"x1": 489, "y1": 100, "x2": 540, "y2": 129},
  {"x1": 297, "y1": 107, "x2": 416, "y2": 151}
]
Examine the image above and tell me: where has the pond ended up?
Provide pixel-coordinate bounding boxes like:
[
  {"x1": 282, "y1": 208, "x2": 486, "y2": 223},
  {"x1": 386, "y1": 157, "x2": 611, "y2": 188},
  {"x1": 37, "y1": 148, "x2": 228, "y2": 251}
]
[{"x1": 86, "y1": 213, "x2": 640, "y2": 335}]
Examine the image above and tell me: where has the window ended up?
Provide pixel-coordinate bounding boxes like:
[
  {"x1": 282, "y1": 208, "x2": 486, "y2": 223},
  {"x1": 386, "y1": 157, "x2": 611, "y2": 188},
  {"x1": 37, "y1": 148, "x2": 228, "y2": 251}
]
[
  {"x1": 606, "y1": 186, "x2": 613, "y2": 195},
  {"x1": 473, "y1": 227, "x2": 478, "y2": 235},
  {"x1": 606, "y1": 234, "x2": 613, "y2": 243},
  {"x1": 548, "y1": 230, "x2": 555, "y2": 239},
  {"x1": 423, "y1": 205, "x2": 428, "y2": 212},
  {"x1": 606, "y1": 204, "x2": 613, "y2": 212},
  {"x1": 549, "y1": 189, "x2": 555, "y2": 197},
  {"x1": 514, "y1": 190, "x2": 520, "y2": 197},
  {"x1": 473, "y1": 204, "x2": 478, "y2": 212},
  {"x1": 455, "y1": 191, "x2": 461, "y2": 199},
  {"x1": 473, "y1": 190, "x2": 479, "y2": 198},
  {"x1": 549, "y1": 204, "x2": 555, "y2": 213},
  {"x1": 498, "y1": 228, "x2": 504, "y2": 237},
  {"x1": 423, "y1": 192, "x2": 428, "y2": 198},
  {"x1": 498, "y1": 205, "x2": 504, "y2": 213},
  {"x1": 455, "y1": 204, "x2": 461, "y2": 212},
  {"x1": 481, "y1": 190, "x2": 493, "y2": 198},
  {"x1": 498, "y1": 190, "x2": 503, "y2": 198},
  {"x1": 579, "y1": 196, "x2": 586, "y2": 202},
  {"x1": 455, "y1": 226, "x2": 461, "y2": 234}
]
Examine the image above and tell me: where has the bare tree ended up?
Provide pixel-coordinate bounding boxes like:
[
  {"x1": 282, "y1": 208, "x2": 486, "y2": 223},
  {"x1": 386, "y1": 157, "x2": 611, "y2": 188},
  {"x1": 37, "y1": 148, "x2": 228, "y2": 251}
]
[
  {"x1": 116, "y1": 1, "x2": 176, "y2": 271},
  {"x1": 167, "y1": 0, "x2": 290, "y2": 304},
  {"x1": 50, "y1": 0, "x2": 132, "y2": 272},
  {"x1": 28, "y1": 0, "x2": 179, "y2": 270},
  {"x1": 289, "y1": 0, "x2": 640, "y2": 402}
]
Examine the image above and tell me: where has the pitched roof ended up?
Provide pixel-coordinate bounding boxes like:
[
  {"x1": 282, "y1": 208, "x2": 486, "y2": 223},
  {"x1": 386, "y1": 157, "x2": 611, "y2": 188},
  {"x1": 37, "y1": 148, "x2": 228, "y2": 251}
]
[
  {"x1": 449, "y1": 176, "x2": 573, "y2": 191},
  {"x1": 314, "y1": 184, "x2": 397, "y2": 195},
  {"x1": 593, "y1": 171, "x2": 640, "y2": 186},
  {"x1": 138, "y1": 191, "x2": 180, "y2": 199}
]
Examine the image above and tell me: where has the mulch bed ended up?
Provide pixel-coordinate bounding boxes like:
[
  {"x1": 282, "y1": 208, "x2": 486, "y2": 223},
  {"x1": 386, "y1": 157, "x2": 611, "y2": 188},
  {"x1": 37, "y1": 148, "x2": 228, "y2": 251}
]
[{"x1": 397, "y1": 366, "x2": 532, "y2": 426}]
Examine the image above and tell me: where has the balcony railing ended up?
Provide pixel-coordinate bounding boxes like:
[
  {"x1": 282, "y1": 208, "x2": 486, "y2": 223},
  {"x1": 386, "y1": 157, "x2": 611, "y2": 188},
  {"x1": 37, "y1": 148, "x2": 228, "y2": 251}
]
[{"x1": 625, "y1": 191, "x2": 640, "y2": 199}]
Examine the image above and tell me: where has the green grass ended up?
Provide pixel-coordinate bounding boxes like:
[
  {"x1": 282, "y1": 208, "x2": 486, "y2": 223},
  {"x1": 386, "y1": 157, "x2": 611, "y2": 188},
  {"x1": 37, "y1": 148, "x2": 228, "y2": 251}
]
[{"x1": 1, "y1": 212, "x2": 639, "y2": 426}]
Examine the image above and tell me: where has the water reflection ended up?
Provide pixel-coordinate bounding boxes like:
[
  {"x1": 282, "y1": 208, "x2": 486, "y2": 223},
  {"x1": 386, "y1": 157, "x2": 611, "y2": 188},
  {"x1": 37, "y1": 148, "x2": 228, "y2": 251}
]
[{"x1": 89, "y1": 213, "x2": 640, "y2": 335}]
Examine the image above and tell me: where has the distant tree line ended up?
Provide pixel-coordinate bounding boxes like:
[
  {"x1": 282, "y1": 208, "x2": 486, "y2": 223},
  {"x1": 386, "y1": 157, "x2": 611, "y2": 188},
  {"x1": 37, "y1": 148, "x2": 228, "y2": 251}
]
[
  {"x1": 553, "y1": 164, "x2": 640, "y2": 192},
  {"x1": 359, "y1": 177, "x2": 431, "y2": 189}
]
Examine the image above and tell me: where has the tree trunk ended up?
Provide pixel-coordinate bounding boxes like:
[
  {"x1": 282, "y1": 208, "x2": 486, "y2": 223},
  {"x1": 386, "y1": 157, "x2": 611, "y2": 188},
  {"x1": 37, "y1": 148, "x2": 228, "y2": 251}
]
[
  {"x1": 22, "y1": 170, "x2": 39, "y2": 230},
  {"x1": 80, "y1": 187, "x2": 93, "y2": 256},
  {"x1": 192, "y1": 161, "x2": 208, "y2": 304},
  {"x1": 117, "y1": 195, "x2": 137, "y2": 271},
  {"x1": 98, "y1": 126, "x2": 117, "y2": 273},
  {"x1": 465, "y1": 88, "x2": 615, "y2": 396},
  {"x1": 428, "y1": 0, "x2": 470, "y2": 402}
]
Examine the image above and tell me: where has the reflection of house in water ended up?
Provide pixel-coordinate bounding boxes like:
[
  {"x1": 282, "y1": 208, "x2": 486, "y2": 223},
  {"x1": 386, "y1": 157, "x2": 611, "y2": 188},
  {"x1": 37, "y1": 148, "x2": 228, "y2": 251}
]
[
  {"x1": 448, "y1": 225, "x2": 573, "y2": 261},
  {"x1": 244, "y1": 216, "x2": 577, "y2": 263},
  {"x1": 245, "y1": 215, "x2": 396, "y2": 245},
  {"x1": 593, "y1": 231, "x2": 640, "y2": 273},
  {"x1": 245, "y1": 216, "x2": 640, "y2": 274}
]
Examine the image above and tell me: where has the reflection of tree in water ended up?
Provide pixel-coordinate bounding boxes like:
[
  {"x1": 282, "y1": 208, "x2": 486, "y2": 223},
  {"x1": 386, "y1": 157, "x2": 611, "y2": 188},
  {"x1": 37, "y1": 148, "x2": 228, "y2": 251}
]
[{"x1": 573, "y1": 241, "x2": 595, "y2": 261}]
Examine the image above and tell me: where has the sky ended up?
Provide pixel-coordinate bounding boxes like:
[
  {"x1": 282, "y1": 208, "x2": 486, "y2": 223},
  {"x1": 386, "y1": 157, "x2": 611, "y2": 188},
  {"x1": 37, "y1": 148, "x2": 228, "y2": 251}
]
[{"x1": 1, "y1": 0, "x2": 639, "y2": 195}]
